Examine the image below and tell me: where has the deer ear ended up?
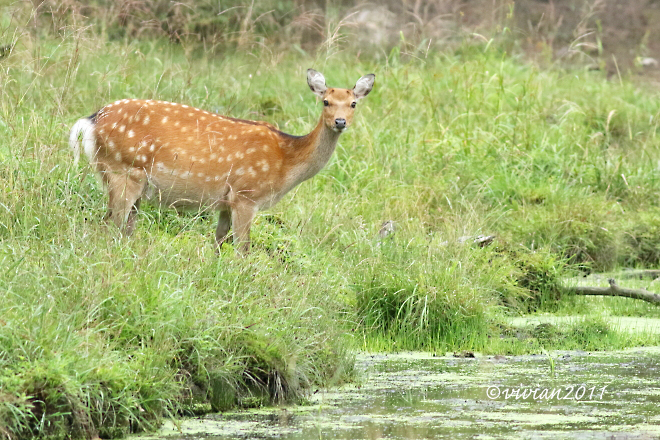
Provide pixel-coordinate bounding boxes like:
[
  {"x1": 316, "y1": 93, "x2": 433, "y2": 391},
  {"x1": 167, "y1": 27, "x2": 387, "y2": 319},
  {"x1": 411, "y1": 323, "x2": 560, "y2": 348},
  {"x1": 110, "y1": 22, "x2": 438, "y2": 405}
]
[
  {"x1": 307, "y1": 69, "x2": 327, "y2": 97},
  {"x1": 353, "y1": 74, "x2": 375, "y2": 100}
]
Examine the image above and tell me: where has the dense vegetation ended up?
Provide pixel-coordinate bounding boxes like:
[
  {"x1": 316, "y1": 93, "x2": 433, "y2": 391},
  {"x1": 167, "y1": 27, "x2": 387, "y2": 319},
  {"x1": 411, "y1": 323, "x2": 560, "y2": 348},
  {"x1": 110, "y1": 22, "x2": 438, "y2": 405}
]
[{"x1": 1, "y1": 1, "x2": 660, "y2": 438}]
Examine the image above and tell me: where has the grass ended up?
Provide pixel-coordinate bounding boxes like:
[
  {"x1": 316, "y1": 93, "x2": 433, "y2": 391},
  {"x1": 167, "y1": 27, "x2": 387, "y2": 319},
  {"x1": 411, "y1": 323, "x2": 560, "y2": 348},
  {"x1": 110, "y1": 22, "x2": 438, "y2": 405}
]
[
  {"x1": 496, "y1": 316, "x2": 658, "y2": 354},
  {"x1": 2, "y1": 2, "x2": 660, "y2": 438}
]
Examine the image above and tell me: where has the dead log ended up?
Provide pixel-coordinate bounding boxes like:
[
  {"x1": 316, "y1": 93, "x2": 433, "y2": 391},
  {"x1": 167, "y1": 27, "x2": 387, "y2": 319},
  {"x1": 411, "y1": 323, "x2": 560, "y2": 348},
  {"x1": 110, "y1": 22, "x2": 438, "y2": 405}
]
[{"x1": 563, "y1": 279, "x2": 660, "y2": 305}]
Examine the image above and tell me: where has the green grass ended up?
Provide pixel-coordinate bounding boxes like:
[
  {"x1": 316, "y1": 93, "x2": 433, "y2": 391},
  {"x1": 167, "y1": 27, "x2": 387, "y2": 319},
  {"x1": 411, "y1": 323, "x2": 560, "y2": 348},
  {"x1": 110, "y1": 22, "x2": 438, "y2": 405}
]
[
  {"x1": 494, "y1": 316, "x2": 660, "y2": 355},
  {"x1": 2, "y1": 2, "x2": 660, "y2": 438}
]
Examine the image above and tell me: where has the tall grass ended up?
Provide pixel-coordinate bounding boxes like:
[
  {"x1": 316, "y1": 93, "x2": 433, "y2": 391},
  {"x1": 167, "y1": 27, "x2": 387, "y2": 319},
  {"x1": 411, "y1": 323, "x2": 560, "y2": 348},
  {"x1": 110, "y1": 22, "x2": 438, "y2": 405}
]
[{"x1": 2, "y1": 1, "x2": 660, "y2": 438}]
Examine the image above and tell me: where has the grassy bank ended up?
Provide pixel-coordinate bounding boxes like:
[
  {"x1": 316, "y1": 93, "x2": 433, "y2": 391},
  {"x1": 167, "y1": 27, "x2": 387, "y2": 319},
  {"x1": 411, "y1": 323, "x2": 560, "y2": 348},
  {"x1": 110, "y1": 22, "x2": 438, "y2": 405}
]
[{"x1": 2, "y1": 2, "x2": 660, "y2": 438}]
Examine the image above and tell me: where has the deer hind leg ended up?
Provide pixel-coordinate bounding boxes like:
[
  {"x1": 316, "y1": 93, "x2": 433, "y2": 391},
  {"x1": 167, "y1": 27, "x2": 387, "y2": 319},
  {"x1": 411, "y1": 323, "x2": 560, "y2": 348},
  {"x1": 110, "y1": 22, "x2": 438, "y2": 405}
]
[
  {"x1": 104, "y1": 170, "x2": 147, "y2": 236},
  {"x1": 215, "y1": 209, "x2": 232, "y2": 250},
  {"x1": 231, "y1": 200, "x2": 258, "y2": 253}
]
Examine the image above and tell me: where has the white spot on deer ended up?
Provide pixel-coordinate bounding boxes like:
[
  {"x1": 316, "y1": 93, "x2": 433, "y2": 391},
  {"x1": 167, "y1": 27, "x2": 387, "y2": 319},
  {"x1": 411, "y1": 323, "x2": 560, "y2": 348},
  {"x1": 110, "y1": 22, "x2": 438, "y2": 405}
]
[
  {"x1": 188, "y1": 112, "x2": 194, "y2": 117},
  {"x1": 205, "y1": 176, "x2": 211, "y2": 182},
  {"x1": 199, "y1": 158, "x2": 206, "y2": 164},
  {"x1": 181, "y1": 126, "x2": 188, "y2": 133},
  {"x1": 143, "y1": 115, "x2": 150, "y2": 125},
  {"x1": 248, "y1": 167, "x2": 256, "y2": 177},
  {"x1": 182, "y1": 105, "x2": 188, "y2": 108},
  {"x1": 111, "y1": 122, "x2": 117, "y2": 129},
  {"x1": 235, "y1": 152, "x2": 244, "y2": 159},
  {"x1": 128, "y1": 146, "x2": 135, "y2": 153},
  {"x1": 187, "y1": 136, "x2": 194, "y2": 141},
  {"x1": 210, "y1": 153, "x2": 217, "y2": 160},
  {"x1": 262, "y1": 145, "x2": 269, "y2": 152},
  {"x1": 119, "y1": 125, "x2": 126, "y2": 133},
  {"x1": 214, "y1": 175, "x2": 221, "y2": 181},
  {"x1": 108, "y1": 140, "x2": 115, "y2": 149},
  {"x1": 236, "y1": 167, "x2": 245, "y2": 175},
  {"x1": 114, "y1": 152, "x2": 122, "y2": 161},
  {"x1": 262, "y1": 163, "x2": 270, "y2": 172},
  {"x1": 228, "y1": 135, "x2": 237, "y2": 140},
  {"x1": 128, "y1": 116, "x2": 134, "y2": 123},
  {"x1": 174, "y1": 121, "x2": 180, "y2": 127},
  {"x1": 162, "y1": 116, "x2": 168, "y2": 124},
  {"x1": 118, "y1": 108, "x2": 124, "y2": 115},
  {"x1": 164, "y1": 107, "x2": 171, "y2": 112},
  {"x1": 197, "y1": 172, "x2": 204, "y2": 178},
  {"x1": 99, "y1": 128, "x2": 105, "y2": 134},
  {"x1": 156, "y1": 162, "x2": 166, "y2": 172},
  {"x1": 128, "y1": 130, "x2": 135, "y2": 138},
  {"x1": 217, "y1": 157, "x2": 224, "y2": 163},
  {"x1": 200, "y1": 116, "x2": 206, "y2": 121},
  {"x1": 226, "y1": 154, "x2": 233, "y2": 161},
  {"x1": 246, "y1": 147, "x2": 256, "y2": 154}
]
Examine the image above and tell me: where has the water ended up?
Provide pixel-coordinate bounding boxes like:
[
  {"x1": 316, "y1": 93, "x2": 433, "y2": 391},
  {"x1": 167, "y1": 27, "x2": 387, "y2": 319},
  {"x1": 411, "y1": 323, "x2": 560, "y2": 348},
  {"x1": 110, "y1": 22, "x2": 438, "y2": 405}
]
[{"x1": 138, "y1": 348, "x2": 660, "y2": 439}]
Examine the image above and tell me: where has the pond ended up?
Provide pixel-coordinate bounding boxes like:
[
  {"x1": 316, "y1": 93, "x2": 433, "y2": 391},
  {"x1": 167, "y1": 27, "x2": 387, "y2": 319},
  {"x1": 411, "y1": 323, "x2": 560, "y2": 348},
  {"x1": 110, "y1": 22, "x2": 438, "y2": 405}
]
[{"x1": 137, "y1": 347, "x2": 660, "y2": 439}]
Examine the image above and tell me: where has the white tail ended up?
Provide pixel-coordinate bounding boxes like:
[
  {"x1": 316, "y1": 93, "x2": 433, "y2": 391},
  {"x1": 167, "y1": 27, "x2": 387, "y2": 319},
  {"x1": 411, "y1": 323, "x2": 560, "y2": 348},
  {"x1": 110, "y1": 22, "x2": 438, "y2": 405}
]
[
  {"x1": 69, "y1": 117, "x2": 96, "y2": 167},
  {"x1": 70, "y1": 69, "x2": 375, "y2": 252}
]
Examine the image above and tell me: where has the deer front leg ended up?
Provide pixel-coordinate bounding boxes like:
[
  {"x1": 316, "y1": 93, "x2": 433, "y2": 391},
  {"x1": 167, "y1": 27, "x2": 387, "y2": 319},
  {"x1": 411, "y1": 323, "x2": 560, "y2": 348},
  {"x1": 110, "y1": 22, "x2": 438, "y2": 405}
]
[{"x1": 231, "y1": 201, "x2": 258, "y2": 253}]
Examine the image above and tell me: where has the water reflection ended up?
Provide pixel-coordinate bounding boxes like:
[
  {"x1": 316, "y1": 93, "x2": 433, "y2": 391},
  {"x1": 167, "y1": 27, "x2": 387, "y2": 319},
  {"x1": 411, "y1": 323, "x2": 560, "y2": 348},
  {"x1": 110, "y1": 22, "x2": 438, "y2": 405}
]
[{"x1": 139, "y1": 348, "x2": 660, "y2": 440}]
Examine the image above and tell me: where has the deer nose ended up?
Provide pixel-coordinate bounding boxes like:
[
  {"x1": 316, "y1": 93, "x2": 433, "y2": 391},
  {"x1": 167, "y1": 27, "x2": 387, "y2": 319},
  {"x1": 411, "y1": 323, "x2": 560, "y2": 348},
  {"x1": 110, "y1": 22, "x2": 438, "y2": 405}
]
[{"x1": 335, "y1": 118, "x2": 346, "y2": 129}]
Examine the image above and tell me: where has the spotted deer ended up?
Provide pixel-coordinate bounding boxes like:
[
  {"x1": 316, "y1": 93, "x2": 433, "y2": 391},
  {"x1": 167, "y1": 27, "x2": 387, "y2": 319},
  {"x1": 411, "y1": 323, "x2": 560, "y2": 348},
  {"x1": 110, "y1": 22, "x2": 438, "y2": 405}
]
[{"x1": 69, "y1": 69, "x2": 375, "y2": 252}]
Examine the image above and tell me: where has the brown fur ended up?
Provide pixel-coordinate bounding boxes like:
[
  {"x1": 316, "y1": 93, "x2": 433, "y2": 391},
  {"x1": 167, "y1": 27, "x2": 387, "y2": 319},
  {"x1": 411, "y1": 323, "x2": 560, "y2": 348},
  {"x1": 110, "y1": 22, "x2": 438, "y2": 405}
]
[{"x1": 74, "y1": 70, "x2": 375, "y2": 252}]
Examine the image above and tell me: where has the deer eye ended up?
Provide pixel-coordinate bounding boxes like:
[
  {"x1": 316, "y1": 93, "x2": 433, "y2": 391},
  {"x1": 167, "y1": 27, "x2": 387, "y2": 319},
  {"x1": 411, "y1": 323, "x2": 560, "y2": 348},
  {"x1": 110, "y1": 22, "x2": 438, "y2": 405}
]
[
  {"x1": 351, "y1": 101, "x2": 357, "y2": 108},
  {"x1": 323, "y1": 100, "x2": 329, "y2": 106}
]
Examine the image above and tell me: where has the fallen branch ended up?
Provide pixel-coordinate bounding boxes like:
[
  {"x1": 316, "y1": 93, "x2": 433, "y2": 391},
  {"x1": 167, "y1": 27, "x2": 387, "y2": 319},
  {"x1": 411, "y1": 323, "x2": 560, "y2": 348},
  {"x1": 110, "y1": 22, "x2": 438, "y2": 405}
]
[{"x1": 563, "y1": 279, "x2": 660, "y2": 305}]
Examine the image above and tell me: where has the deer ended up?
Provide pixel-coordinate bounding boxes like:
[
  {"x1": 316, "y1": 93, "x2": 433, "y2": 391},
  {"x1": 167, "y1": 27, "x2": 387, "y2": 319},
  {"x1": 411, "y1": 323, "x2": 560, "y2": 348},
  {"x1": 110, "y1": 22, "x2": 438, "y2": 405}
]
[{"x1": 69, "y1": 69, "x2": 375, "y2": 252}]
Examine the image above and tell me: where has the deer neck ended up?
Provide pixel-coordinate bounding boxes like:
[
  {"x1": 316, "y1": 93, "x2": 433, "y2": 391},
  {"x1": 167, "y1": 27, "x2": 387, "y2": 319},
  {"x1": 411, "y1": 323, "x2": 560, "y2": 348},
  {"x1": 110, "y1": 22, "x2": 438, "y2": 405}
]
[{"x1": 284, "y1": 117, "x2": 342, "y2": 185}]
